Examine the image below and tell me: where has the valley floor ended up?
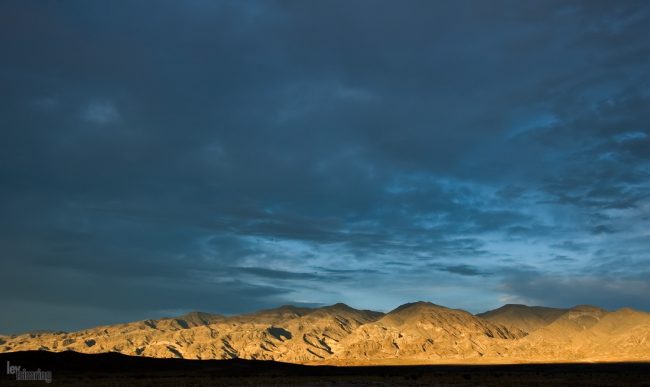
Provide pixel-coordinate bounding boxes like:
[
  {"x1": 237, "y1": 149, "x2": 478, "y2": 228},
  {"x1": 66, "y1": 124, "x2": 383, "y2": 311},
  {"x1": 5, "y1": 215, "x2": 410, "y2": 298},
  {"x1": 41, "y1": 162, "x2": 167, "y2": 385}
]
[{"x1": 2, "y1": 351, "x2": 650, "y2": 386}]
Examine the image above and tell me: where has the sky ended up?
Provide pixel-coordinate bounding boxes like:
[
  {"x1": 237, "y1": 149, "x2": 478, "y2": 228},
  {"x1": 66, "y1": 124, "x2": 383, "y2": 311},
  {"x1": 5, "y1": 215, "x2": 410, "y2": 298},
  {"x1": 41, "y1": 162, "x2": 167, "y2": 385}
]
[{"x1": 1, "y1": 0, "x2": 649, "y2": 334}]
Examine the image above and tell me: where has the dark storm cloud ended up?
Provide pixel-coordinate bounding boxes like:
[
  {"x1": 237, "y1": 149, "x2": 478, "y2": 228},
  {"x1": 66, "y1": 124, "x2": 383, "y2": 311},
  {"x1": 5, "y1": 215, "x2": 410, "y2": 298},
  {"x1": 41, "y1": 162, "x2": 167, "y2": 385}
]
[
  {"x1": 589, "y1": 224, "x2": 617, "y2": 235},
  {"x1": 1, "y1": 0, "x2": 650, "y2": 332},
  {"x1": 547, "y1": 255, "x2": 576, "y2": 263},
  {"x1": 432, "y1": 264, "x2": 490, "y2": 277},
  {"x1": 234, "y1": 267, "x2": 321, "y2": 281},
  {"x1": 550, "y1": 241, "x2": 588, "y2": 252}
]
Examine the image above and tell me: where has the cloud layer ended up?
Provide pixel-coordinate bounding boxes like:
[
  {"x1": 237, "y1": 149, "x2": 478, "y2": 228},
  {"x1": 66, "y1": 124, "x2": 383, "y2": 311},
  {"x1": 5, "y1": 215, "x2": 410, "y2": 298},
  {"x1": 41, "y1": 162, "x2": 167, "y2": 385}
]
[{"x1": 1, "y1": 0, "x2": 649, "y2": 333}]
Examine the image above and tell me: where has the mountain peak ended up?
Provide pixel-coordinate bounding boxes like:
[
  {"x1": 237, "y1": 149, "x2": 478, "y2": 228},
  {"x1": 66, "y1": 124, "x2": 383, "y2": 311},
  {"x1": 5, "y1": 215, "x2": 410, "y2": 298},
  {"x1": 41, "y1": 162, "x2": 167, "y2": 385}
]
[
  {"x1": 389, "y1": 301, "x2": 444, "y2": 314},
  {"x1": 324, "y1": 302, "x2": 352, "y2": 310},
  {"x1": 180, "y1": 311, "x2": 223, "y2": 320},
  {"x1": 477, "y1": 304, "x2": 569, "y2": 333},
  {"x1": 570, "y1": 304, "x2": 605, "y2": 312},
  {"x1": 614, "y1": 307, "x2": 641, "y2": 315}
]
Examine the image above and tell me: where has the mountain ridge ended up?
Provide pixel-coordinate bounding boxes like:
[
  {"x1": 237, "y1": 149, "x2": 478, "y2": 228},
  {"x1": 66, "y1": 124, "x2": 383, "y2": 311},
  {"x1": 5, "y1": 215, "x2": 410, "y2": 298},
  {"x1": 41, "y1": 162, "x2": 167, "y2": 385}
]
[{"x1": 2, "y1": 301, "x2": 649, "y2": 364}]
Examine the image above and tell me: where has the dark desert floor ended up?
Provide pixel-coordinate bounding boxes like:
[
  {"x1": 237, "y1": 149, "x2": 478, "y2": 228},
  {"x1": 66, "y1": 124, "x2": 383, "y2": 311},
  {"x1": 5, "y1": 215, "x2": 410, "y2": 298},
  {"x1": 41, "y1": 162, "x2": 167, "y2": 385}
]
[{"x1": 1, "y1": 351, "x2": 650, "y2": 386}]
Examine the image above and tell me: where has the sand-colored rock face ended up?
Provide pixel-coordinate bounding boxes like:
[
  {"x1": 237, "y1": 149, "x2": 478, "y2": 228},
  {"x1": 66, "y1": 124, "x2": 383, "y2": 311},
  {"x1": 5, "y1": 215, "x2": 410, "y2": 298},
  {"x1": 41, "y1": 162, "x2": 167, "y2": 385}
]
[
  {"x1": 333, "y1": 302, "x2": 525, "y2": 363},
  {"x1": 2, "y1": 302, "x2": 650, "y2": 364},
  {"x1": 507, "y1": 306, "x2": 650, "y2": 362},
  {"x1": 477, "y1": 304, "x2": 568, "y2": 333}
]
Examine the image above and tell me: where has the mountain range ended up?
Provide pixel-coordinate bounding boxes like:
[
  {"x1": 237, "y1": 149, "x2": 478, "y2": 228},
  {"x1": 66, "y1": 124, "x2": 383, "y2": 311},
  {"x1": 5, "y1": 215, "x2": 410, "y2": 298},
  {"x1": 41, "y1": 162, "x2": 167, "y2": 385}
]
[{"x1": 2, "y1": 302, "x2": 650, "y2": 364}]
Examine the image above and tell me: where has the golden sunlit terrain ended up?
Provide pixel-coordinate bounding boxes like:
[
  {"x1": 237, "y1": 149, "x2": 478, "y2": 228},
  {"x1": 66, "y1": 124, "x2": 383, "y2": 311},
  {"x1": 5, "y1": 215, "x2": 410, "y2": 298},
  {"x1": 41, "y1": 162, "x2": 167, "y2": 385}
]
[{"x1": 3, "y1": 302, "x2": 650, "y2": 365}]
